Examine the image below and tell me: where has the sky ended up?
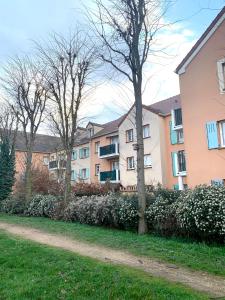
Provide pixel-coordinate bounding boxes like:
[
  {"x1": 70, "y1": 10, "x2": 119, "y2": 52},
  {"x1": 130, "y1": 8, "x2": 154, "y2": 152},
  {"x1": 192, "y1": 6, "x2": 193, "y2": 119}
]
[{"x1": 0, "y1": 0, "x2": 224, "y2": 127}]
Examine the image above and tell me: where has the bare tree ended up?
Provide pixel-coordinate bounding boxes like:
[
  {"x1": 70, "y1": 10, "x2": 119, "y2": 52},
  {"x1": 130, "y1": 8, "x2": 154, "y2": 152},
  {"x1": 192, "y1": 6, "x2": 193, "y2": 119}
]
[
  {"x1": 1, "y1": 57, "x2": 48, "y2": 202},
  {"x1": 36, "y1": 32, "x2": 96, "y2": 203},
  {"x1": 0, "y1": 104, "x2": 18, "y2": 150},
  {"x1": 89, "y1": 0, "x2": 171, "y2": 234}
]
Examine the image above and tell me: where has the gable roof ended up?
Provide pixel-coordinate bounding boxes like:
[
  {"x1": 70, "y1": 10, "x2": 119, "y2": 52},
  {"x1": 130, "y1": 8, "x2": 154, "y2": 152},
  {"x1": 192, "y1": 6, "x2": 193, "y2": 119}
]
[
  {"x1": 147, "y1": 94, "x2": 181, "y2": 116},
  {"x1": 176, "y1": 6, "x2": 225, "y2": 74},
  {"x1": 91, "y1": 115, "x2": 125, "y2": 139},
  {"x1": 15, "y1": 131, "x2": 61, "y2": 153}
]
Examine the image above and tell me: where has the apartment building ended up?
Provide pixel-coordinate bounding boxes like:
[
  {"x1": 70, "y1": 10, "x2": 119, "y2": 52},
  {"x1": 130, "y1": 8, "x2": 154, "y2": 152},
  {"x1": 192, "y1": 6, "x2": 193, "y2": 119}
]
[{"x1": 176, "y1": 6, "x2": 225, "y2": 187}]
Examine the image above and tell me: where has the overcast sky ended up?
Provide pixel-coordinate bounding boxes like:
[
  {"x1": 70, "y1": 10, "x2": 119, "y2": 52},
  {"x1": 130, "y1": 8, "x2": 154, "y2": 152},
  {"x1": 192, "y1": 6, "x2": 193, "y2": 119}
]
[{"x1": 0, "y1": 0, "x2": 224, "y2": 127}]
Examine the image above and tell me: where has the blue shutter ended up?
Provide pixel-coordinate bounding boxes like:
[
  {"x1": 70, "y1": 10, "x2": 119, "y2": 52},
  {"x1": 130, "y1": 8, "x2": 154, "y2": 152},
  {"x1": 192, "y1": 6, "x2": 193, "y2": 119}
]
[
  {"x1": 79, "y1": 149, "x2": 83, "y2": 158},
  {"x1": 86, "y1": 147, "x2": 90, "y2": 158},
  {"x1": 173, "y1": 184, "x2": 179, "y2": 190},
  {"x1": 206, "y1": 121, "x2": 219, "y2": 149},
  {"x1": 71, "y1": 171, "x2": 75, "y2": 181},
  {"x1": 72, "y1": 150, "x2": 77, "y2": 160},
  {"x1": 86, "y1": 168, "x2": 90, "y2": 179},
  {"x1": 170, "y1": 121, "x2": 177, "y2": 145},
  {"x1": 171, "y1": 152, "x2": 178, "y2": 177},
  {"x1": 79, "y1": 169, "x2": 82, "y2": 179}
]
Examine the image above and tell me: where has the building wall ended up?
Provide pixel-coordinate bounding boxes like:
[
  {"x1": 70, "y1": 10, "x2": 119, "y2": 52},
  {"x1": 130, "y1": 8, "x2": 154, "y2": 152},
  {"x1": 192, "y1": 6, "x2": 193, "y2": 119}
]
[
  {"x1": 119, "y1": 107, "x2": 165, "y2": 187},
  {"x1": 179, "y1": 19, "x2": 225, "y2": 187},
  {"x1": 15, "y1": 151, "x2": 49, "y2": 180},
  {"x1": 90, "y1": 133, "x2": 118, "y2": 183},
  {"x1": 71, "y1": 143, "x2": 91, "y2": 184}
]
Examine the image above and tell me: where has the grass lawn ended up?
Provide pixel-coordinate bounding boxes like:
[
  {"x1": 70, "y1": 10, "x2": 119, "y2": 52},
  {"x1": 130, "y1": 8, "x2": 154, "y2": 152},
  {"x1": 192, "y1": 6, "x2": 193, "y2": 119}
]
[
  {"x1": 0, "y1": 232, "x2": 209, "y2": 300},
  {"x1": 1, "y1": 214, "x2": 225, "y2": 277}
]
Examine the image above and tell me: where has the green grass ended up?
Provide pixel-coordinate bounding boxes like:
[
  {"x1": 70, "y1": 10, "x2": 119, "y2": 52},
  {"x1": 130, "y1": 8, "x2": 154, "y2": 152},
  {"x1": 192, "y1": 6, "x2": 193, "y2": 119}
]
[
  {"x1": 1, "y1": 214, "x2": 225, "y2": 277},
  {"x1": 0, "y1": 232, "x2": 209, "y2": 300}
]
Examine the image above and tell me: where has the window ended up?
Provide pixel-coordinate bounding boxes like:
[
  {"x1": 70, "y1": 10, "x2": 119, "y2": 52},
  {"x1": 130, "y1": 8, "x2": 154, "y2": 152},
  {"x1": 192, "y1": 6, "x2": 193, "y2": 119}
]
[
  {"x1": 71, "y1": 170, "x2": 76, "y2": 181},
  {"x1": 143, "y1": 125, "x2": 150, "y2": 138},
  {"x1": 111, "y1": 160, "x2": 119, "y2": 170},
  {"x1": 126, "y1": 129, "x2": 133, "y2": 142},
  {"x1": 127, "y1": 156, "x2": 135, "y2": 170},
  {"x1": 177, "y1": 129, "x2": 184, "y2": 144},
  {"x1": 172, "y1": 108, "x2": 183, "y2": 129},
  {"x1": 88, "y1": 127, "x2": 94, "y2": 137},
  {"x1": 79, "y1": 147, "x2": 89, "y2": 159},
  {"x1": 217, "y1": 59, "x2": 225, "y2": 93},
  {"x1": 72, "y1": 150, "x2": 77, "y2": 160},
  {"x1": 95, "y1": 164, "x2": 100, "y2": 176},
  {"x1": 110, "y1": 136, "x2": 118, "y2": 144},
  {"x1": 211, "y1": 179, "x2": 224, "y2": 186},
  {"x1": 95, "y1": 141, "x2": 100, "y2": 153},
  {"x1": 219, "y1": 121, "x2": 225, "y2": 147},
  {"x1": 79, "y1": 168, "x2": 89, "y2": 179},
  {"x1": 43, "y1": 156, "x2": 49, "y2": 166},
  {"x1": 177, "y1": 150, "x2": 186, "y2": 173},
  {"x1": 144, "y1": 154, "x2": 152, "y2": 168}
]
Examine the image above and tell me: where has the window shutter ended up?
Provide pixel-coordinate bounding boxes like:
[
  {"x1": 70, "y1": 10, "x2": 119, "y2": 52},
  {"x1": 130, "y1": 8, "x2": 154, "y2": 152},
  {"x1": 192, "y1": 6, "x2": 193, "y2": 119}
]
[
  {"x1": 206, "y1": 121, "x2": 219, "y2": 149},
  {"x1": 86, "y1": 168, "x2": 90, "y2": 179},
  {"x1": 171, "y1": 152, "x2": 178, "y2": 177},
  {"x1": 79, "y1": 149, "x2": 83, "y2": 158},
  {"x1": 86, "y1": 147, "x2": 90, "y2": 158},
  {"x1": 173, "y1": 184, "x2": 179, "y2": 190},
  {"x1": 74, "y1": 150, "x2": 77, "y2": 160},
  {"x1": 170, "y1": 121, "x2": 177, "y2": 145}
]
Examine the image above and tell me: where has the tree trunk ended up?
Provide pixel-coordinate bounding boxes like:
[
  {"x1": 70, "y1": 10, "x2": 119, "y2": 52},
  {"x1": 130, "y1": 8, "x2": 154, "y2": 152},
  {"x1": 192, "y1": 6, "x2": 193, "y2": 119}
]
[
  {"x1": 64, "y1": 150, "x2": 72, "y2": 203},
  {"x1": 134, "y1": 81, "x2": 148, "y2": 234},
  {"x1": 25, "y1": 149, "x2": 33, "y2": 203}
]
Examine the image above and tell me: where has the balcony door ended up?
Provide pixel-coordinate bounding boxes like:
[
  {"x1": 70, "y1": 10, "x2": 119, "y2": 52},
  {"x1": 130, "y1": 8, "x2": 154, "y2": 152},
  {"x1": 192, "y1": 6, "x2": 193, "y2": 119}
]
[
  {"x1": 110, "y1": 136, "x2": 118, "y2": 144},
  {"x1": 111, "y1": 160, "x2": 119, "y2": 171}
]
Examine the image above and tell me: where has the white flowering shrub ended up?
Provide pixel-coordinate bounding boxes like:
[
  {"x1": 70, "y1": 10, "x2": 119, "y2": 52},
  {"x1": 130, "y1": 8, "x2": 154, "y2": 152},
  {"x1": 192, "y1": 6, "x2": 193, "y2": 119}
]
[
  {"x1": 0, "y1": 196, "x2": 27, "y2": 215},
  {"x1": 177, "y1": 185, "x2": 225, "y2": 241},
  {"x1": 63, "y1": 194, "x2": 121, "y2": 227},
  {"x1": 26, "y1": 194, "x2": 60, "y2": 218},
  {"x1": 117, "y1": 195, "x2": 138, "y2": 230},
  {"x1": 145, "y1": 195, "x2": 178, "y2": 236}
]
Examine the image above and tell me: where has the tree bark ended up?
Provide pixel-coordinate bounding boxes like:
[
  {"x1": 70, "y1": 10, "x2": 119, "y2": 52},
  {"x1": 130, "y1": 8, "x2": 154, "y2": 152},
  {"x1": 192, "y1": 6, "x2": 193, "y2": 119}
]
[
  {"x1": 64, "y1": 150, "x2": 72, "y2": 203},
  {"x1": 134, "y1": 80, "x2": 147, "y2": 234},
  {"x1": 25, "y1": 149, "x2": 33, "y2": 203}
]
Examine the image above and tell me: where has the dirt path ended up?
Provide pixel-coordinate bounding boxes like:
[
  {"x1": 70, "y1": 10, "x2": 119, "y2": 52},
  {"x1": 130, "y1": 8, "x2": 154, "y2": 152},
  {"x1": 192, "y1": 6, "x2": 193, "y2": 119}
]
[{"x1": 1, "y1": 222, "x2": 225, "y2": 298}]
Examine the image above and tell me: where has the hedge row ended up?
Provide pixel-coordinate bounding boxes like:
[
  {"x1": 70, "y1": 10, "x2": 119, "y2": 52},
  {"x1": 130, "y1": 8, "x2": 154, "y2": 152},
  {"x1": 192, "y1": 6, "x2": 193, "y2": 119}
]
[{"x1": 1, "y1": 185, "x2": 225, "y2": 243}]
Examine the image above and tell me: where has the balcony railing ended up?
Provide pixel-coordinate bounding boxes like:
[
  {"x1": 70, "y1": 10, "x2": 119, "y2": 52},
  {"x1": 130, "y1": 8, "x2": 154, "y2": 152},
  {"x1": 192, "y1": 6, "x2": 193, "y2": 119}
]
[
  {"x1": 99, "y1": 143, "x2": 119, "y2": 159},
  {"x1": 49, "y1": 160, "x2": 66, "y2": 170},
  {"x1": 99, "y1": 169, "x2": 120, "y2": 183}
]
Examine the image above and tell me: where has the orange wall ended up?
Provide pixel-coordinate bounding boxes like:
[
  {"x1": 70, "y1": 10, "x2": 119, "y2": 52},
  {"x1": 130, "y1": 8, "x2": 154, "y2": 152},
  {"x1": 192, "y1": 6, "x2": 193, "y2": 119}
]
[
  {"x1": 15, "y1": 151, "x2": 49, "y2": 180},
  {"x1": 90, "y1": 135, "x2": 115, "y2": 183},
  {"x1": 179, "y1": 19, "x2": 225, "y2": 187},
  {"x1": 163, "y1": 115, "x2": 187, "y2": 189}
]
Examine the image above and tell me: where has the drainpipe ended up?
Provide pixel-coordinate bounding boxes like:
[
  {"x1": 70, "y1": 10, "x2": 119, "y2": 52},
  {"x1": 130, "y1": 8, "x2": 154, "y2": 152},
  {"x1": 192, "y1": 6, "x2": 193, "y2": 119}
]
[{"x1": 178, "y1": 175, "x2": 184, "y2": 191}]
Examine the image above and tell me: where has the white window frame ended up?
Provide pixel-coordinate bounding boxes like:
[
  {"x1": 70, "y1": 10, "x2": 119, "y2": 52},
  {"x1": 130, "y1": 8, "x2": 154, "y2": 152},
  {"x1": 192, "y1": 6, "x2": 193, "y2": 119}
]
[
  {"x1": 43, "y1": 156, "x2": 49, "y2": 166},
  {"x1": 143, "y1": 124, "x2": 150, "y2": 138},
  {"x1": 126, "y1": 129, "x2": 134, "y2": 143},
  {"x1": 177, "y1": 128, "x2": 184, "y2": 144},
  {"x1": 80, "y1": 168, "x2": 88, "y2": 180},
  {"x1": 95, "y1": 141, "x2": 100, "y2": 154},
  {"x1": 127, "y1": 156, "x2": 135, "y2": 170},
  {"x1": 176, "y1": 150, "x2": 186, "y2": 176},
  {"x1": 144, "y1": 154, "x2": 152, "y2": 168},
  {"x1": 171, "y1": 109, "x2": 183, "y2": 130},
  {"x1": 219, "y1": 120, "x2": 225, "y2": 147},
  {"x1": 217, "y1": 59, "x2": 225, "y2": 94}
]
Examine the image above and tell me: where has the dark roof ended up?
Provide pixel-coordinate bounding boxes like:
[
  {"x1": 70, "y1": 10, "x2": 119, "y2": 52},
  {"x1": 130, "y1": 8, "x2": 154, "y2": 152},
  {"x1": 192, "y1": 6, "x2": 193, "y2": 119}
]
[
  {"x1": 148, "y1": 95, "x2": 181, "y2": 116},
  {"x1": 92, "y1": 115, "x2": 125, "y2": 139},
  {"x1": 15, "y1": 131, "x2": 61, "y2": 153},
  {"x1": 175, "y1": 6, "x2": 225, "y2": 74}
]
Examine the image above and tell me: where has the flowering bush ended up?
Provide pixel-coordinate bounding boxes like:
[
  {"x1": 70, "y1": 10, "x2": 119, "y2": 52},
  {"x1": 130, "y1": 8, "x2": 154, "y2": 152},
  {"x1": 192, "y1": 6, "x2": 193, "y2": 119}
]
[
  {"x1": 0, "y1": 196, "x2": 27, "y2": 215},
  {"x1": 117, "y1": 195, "x2": 139, "y2": 230},
  {"x1": 177, "y1": 185, "x2": 225, "y2": 241},
  {"x1": 26, "y1": 194, "x2": 61, "y2": 218}
]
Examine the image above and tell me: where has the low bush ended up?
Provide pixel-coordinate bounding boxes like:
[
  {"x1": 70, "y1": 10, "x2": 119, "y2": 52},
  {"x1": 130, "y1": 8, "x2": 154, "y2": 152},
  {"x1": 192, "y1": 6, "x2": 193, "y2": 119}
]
[
  {"x1": 72, "y1": 182, "x2": 119, "y2": 197},
  {"x1": 0, "y1": 196, "x2": 27, "y2": 215},
  {"x1": 177, "y1": 185, "x2": 225, "y2": 242},
  {"x1": 26, "y1": 194, "x2": 61, "y2": 219}
]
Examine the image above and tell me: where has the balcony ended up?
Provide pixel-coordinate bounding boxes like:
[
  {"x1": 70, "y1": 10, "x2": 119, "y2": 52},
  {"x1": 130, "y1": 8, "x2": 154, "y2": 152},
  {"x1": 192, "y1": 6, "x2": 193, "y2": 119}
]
[
  {"x1": 99, "y1": 143, "x2": 119, "y2": 159},
  {"x1": 49, "y1": 160, "x2": 66, "y2": 170},
  {"x1": 99, "y1": 169, "x2": 120, "y2": 183}
]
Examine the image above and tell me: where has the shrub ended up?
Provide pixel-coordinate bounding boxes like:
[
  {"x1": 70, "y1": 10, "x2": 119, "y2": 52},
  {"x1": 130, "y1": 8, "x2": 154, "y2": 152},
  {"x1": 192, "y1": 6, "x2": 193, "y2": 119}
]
[
  {"x1": 117, "y1": 195, "x2": 139, "y2": 230},
  {"x1": 64, "y1": 194, "x2": 120, "y2": 227},
  {"x1": 177, "y1": 185, "x2": 225, "y2": 241},
  {"x1": 0, "y1": 196, "x2": 27, "y2": 215},
  {"x1": 72, "y1": 182, "x2": 119, "y2": 197},
  {"x1": 26, "y1": 194, "x2": 61, "y2": 218}
]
